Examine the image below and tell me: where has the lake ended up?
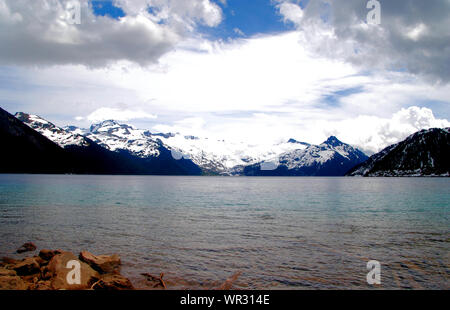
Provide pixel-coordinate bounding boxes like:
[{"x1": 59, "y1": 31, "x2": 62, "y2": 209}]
[{"x1": 0, "y1": 174, "x2": 448, "y2": 289}]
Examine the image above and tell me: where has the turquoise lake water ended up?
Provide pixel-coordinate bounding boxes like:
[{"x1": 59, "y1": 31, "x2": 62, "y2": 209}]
[{"x1": 0, "y1": 174, "x2": 448, "y2": 289}]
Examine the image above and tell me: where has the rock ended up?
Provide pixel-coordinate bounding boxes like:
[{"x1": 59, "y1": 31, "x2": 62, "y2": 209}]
[
  {"x1": 0, "y1": 248, "x2": 134, "y2": 290},
  {"x1": 17, "y1": 242, "x2": 37, "y2": 254},
  {"x1": 33, "y1": 255, "x2": 47, "y2": 267},
  {"x1": 141, "y1": 272, "x2": 166, "y2": 289},
  {"x1": 39, "y1": 249, "x2": 61, "y2": 261},
  {"x1": 46, "y1": 251, "x2": 99, "y2": 290},
  {"x1": 0, "y1": 267, "x2": 16, "y2": 277},
  {"x1": 79, "y1": 251, "x2": 121, "y2": 274},
  {"x1": 31, "y1": 280, "x2": 52, "y2": 290},
  {"x1": 13, "y1": 257, "x2": 41, "y2": 276},
  {"x1": 91, "y1": 274, "x2": 134, "y2": 290},
  {"x1": 22, "y1": 274, "x2": 39, "y2": 283},
  {"x1": 1, "y1": 257, "x2": 19, "y2": 265},
  {"x1": 0, "y1": 275, "x2": 28, "y2": 290}
]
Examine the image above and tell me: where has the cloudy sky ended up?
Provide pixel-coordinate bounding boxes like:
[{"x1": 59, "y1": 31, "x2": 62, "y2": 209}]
[{"x1": 1, "y1": 0, "x2": 449, "y2": 154}]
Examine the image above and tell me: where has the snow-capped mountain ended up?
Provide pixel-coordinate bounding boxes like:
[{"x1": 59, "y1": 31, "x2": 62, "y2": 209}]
[
  {"x1": 1, "y1": 108, "x2": 71, "y2": 174},
  {"x1": 15, "y1": 112, "x2": 90, "y2": 148},
  {"x1": 64, "y1": 120, "x2": 230, "y2": 174},
  {"x1": 14, "y1": 112, "x2": 369, "y2": 176},
  {"x1": 158, "y1": 134, "x2": 310, "y2": 174},
  {"x1": 13, "y1": 112, "x2": 202, "y2": 175},
  {"x1": 63, "y1": 119, "x2": 311, "y2": 175},
  {"x1": 243, "y1": 136, "x2": 369, "y2": 176},
  {"x1": 347, "y1": 128, "x2": 450, "y2": 177},
  {"x1": 16, "y1": 113, "x2": 203, "y2": 171},
  {"x1": 85, "y1": 120, "x2": 161, "y2": 158}
]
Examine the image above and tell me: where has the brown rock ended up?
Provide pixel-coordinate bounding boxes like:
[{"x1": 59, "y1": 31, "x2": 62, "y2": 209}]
[
  {"x1": 46, "y1": 251, "x2": 99, "y2": 290},
  {"x1": 31, "y1": 280, "x2": 52, "y2": 290},
  {"x1": 0, "y1": 267, "x2": 16, "y2": 277},
  {"x1": 17, "y1": 242, "x2": 37, "y2": 254},
  {"x1": 0, "y1": 275, "x2": 28, "y2": 290},
  {"x1": 141, "y1": 272, "x2": 167, "y2": 289},
  {"x1": 13, "y1": 257, "x2": 40, "y2": 276},
  {"x1": 33, "y1": 255, "x2": 47, "y2": 267},
  {"x1": 79, "y1": 251, "x2": 121, "y2": 274},
  {"x1": 21, "y1": 274, "x2": 39, "y2": 283},
  {"x1": 91, "y1": 274, "x2": 134, "y2": 290},
  {"x1": 1, "y1": 257, "x2": 19, "y2": 265},
  {"x1": 39, "y1": 249, "x2": 61, "y2": 261}
]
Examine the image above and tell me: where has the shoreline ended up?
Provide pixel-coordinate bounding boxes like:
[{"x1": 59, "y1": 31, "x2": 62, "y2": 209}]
[
  {"x1": 0, "y1": 242, "x2": 241, "y2": 290},
  {"x1": 0, "y1": 242, "x2": 151, "y2": 290}
]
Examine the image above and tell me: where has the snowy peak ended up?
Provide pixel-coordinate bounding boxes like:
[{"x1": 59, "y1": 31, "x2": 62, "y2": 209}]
[
  {"x1": 15, "y1": 112, "x2": 50, "y2": 128},
  {"x1": 16, "y1": 115, "x2": 168, "y2": 160},
  {"x1": 243, "y1": 136, "x2": 369, "y2": 176},
  {"x1": 158, "y1": 133, "x2": 313, "y2": 174},
  {"x1": 84, "y1": 122, "x2": 161, "y2": 158},
  {"x1": 14, "y1": 112, "x2": 90, "y2": 148},
  {"x1": 63, "y1": 125, "x2": 88, "y2": 136},
  {"x1": 89, "y1": 120, "x2": 135, "y2": 136},
  {"x1": 286, "y1": 137, "x2": 366, "y2": 167},
  {"x1": 322, "y1": 136, "x2": 343, "y2": 147}
]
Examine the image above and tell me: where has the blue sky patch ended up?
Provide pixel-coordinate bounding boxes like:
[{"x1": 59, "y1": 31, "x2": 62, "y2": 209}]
[
  {"x1": 200, "y1": 0, "x2": 295, "y2": 40},
  {"x1": 89, "y1": 1, "x2": 310, "y2": 39},
  {"x1": 91, "y1": 1, "x2": 125, "y2": 19},
  {"x1": 413, "y1": 99, "x2": 450, "y2": 119},
  {"x1": 322, "y1": 86, "x2": 365, "y2": 107}
]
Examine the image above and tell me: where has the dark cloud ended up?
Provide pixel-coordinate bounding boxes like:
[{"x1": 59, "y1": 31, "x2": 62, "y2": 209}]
[
  {"x1": 0, "y1": 0, "x2": 222, "y2": 67},
  {"x1": 287, "y1": 0, "x2": 450, "y2": 83}
]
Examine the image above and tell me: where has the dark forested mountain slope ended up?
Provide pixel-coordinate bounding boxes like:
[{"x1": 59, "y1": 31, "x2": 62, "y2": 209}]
[{"x1": 347, "y1": 128, "x2": 450, "y2": 177}]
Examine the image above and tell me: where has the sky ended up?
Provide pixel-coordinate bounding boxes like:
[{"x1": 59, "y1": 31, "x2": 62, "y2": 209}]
[{"x1": 0, "y1": 0, "x2": 449, "y2": 154}]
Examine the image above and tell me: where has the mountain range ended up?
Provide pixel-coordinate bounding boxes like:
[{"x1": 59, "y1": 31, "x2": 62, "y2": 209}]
[
  {"x1": 10, "y1": 110, "x2": 369, "y2": 176},
  {"x1": 2, "y1": 107, "x2": 448, "y2": 176},
  {"x1": 1, "y1": 107, "x2": 201, "y2": 175},
  {"x1": 243, "y1": 136, "x2": 369, "y2": 176}
]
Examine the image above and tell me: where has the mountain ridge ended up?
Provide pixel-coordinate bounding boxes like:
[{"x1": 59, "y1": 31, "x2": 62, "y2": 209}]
[
  {"x1": 242, "y1": 136, "x2": 369, "y2": 176},
  {"x1": 347, "y1": 127, "x2": 450, "y2": 177},
  {"x1": 17, "y1": 113, "x2": 369, "y2": 176},
  {"x1": 8, "y1": 108, "x2": 448, "y2": 177},
  {"x1": 3, "y1": 109, "x2": 202, "y2": 175}
]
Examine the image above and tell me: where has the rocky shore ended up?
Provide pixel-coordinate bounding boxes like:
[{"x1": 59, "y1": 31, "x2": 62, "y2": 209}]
[
  {"x1": 0, "y1": 242, "x2": 136, "y2": 290},
  {"x1": 1, "y1": 242, "x2": 242, "y2": 290}
]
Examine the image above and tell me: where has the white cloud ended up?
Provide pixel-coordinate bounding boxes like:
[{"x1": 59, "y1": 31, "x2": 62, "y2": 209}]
[
  {"x1": 87, "y1": 107, "x2": 157, "y2": 122},
  {"x1": 320, "y1": 106, "x2": 450, "y2": 154},
  {"x1": 406, "y1": 23, "x2": 428, "y2": 41},
  {"x1": 233, "y1": 27, "x2": 244, "y2": 36},
  {"x1": 101, "y1": 32, "x2": 359, "y2": 114},
  {"x1": 277, "y1": 2, "x2": 304, "y2": 26},
  {"x1": 117, "y1": 0, "x2": 223, "y2": 27}
]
